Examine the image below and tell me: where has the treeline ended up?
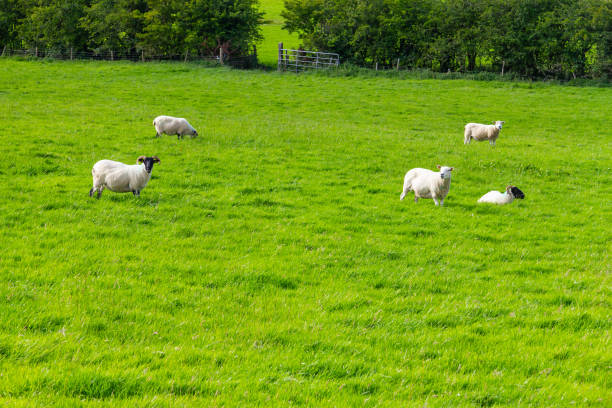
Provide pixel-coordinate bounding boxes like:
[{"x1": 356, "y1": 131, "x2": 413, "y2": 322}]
[
  {"x1": 282, "y1": 0, "x2": 611, "y2": 79},
  {"x1": 0, "y1": 0, "x2": 263, "y2": 58}
]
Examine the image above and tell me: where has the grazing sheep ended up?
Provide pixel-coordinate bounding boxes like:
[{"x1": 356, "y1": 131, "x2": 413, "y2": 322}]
[
  {"x1": 464, "y1": 121, "x2": 505, "y2": 145},
  {"x1": 89, "y1": 156, "x2": 160, "y2": 199},
  {"x1": 400, "y1": 165, "x2": 454, "y2": 206},
  {"x1": 153, "y1": 115, "x2": 198, "y2": 139},
  {"x1": 477, "y1": 185, "x2": 525, "y2": 205}
]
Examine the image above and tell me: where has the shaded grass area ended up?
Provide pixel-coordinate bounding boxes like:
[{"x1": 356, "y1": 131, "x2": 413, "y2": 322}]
[{"x1": 0, "y1": 59, "x2": 610, "y2": 406}]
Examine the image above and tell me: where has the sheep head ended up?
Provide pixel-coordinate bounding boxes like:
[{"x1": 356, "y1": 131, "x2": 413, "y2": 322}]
[
  {"x1": 494, "y1": 121, "x2": 505, "y2": 129},
  {"x1": 510, "y1": 186, "x2": 525, "y2": 199},
  {"x1": 137, "y1": 156, "x2": 161, "y2": 173},
  {"x1": 437, "y1": 165, "x2": 454, "y2": 179}
]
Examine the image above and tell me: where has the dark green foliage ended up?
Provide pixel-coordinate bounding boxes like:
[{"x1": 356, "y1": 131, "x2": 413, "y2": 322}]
[
  {"x1": 0, "y1": 0, "x2": 25, "y2": 49},
  {"x1": 80, "y1": 0, "x2": 147, "y2": 56},
  {"x1": 2, "y1": 0, "x2": 263, "y2": 57},
  {"x1": 19, "y1": 0, "x2": 90, "y2": 53},
  {"x1": 282, "y1": 0, "x2": 611, "y2": 79},
  {"x1": 138, "y1": 0, "x2": 263, "y2": 56}
]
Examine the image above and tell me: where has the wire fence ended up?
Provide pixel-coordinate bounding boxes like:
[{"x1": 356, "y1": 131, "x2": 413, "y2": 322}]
[{"x1": 0, "y1": 47, "x2": 258, "y2": 68}]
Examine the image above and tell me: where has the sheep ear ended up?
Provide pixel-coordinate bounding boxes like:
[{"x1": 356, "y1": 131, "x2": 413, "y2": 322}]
[
  {"x1": 450, "y1": 167, "x2": 454, "y2": 171},
  {"x1": 152, "y1": 156, "x2": 160, "y2": 163},
  {"x1": 436, "y1": 165, "x2": 441, "y2": 169},
  {"x1": 137, "y1": 156, "x2": 146, "y2": 163}
]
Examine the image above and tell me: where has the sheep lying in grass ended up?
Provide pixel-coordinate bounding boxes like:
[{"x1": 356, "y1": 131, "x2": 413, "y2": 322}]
[
  {"x1": 478, "y1": 185, "x2": 525, "y2": 205},
  {"x1": 89, "y1": 156, "x2": 160, "y2": 199},
  {"x1": 153, "y1": 115, "x2": 198, "y2": 139},
  {"x1": 400, "y1": 165, "x2": 453, "y2": 206},
  {"x1": 464, "y1": 121, "x2": 505, "y2": 145}
]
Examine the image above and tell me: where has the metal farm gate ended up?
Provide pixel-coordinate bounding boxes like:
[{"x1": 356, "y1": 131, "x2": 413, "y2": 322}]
[{"x1": 277, "y1": 43, "x2": 339, "y2": 72}]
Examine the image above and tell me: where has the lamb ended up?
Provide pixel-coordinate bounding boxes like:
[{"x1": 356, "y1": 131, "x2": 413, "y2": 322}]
[
  {"x1": 477, "y1": 185, "x2": 525, "y2": 205},
  {"x1": 153, "y1": 115, "x2": 198, "y2": 139},
  {"x1": 464, "y1": 121, "x2": 505, "y2": 145},
  {"x1": 89, "y1": 156, "x2": 160, "y2": 199},
  {"x1": 400, "y1": 165, "x2": 453, "y2": 206}
]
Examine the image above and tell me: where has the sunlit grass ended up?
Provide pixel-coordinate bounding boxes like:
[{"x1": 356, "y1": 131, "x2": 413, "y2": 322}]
[
  {"x1": 258, "y1": 0, "x2": 300, "y2": 66},
  {"x1": 0, "y1": 59, "x2": 610, "y2": 406}
]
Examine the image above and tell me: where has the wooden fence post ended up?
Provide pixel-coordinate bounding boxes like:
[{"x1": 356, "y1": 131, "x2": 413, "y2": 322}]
[
  {"x1": 70, "y1": 47, "x2": 73, "y2": 60},
  {"x1": 277, "y1": 42, "x2": 283, "y2": 71},
  {"x1": 35, "y1": 46, "x2": 38, "y2": 57},
  {"x1": 501, "y1": 60, "x2": 505, "y2": 77},
  {"x1": 396, "y1": 58, "x2": 400, "y2": 71},
  {"x1": 375, "y1": 62, "x2": 378, "y2": 71},
  {"x1": 110, "y1": 50, "x2": 114, "y2": 61},
  {"x1": 219, "y1": 47, "x2": 223, "y2": 64},
  {"x1": 1, "y1": 45, "x2": 6, "y2": 57}
]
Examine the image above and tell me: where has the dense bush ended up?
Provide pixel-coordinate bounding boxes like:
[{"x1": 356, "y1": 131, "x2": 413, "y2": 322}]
[
  {"x1": 282, "y1": 0, "x2": 611, "y2": 79},
  {"x1": 0, "y1": 0, "x2": 263, "y2": 57}
]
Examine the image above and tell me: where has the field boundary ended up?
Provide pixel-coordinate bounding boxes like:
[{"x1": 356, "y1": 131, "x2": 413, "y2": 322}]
[{"x1": 0, "y1": 47, "x2": 258, "y2": 68}]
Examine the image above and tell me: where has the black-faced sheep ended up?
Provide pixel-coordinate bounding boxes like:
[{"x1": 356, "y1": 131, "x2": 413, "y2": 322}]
[
  {"x1": 89, "y1": 156, "x2": 160, "y2": 198},
  {"x1": 478, "y1": 185, "x2": 525, "y2": 204}
]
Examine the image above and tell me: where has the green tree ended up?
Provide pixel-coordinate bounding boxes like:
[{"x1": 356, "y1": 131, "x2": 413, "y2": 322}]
[
  {"x1": 583, "y1": 0, "x2": 611, "y2": 78},
  {"x1": 137, "y1": 0, "x2": 180, "y2": 55},
  {"x1": 20, "y1": 0, "x2": 89, "y2": 53},
  {"x1": 138, "y1": 0, "x2": 263, "y2": 57},
  {"x1": 0, "y1": 0, "x2": 25, "y2": 49},
  {"x1": 80, "y1": 0, "x2": 146, "y2": 56},
  {"x1": 282, "y1": 0, "x2": 357, "y2": 59}
]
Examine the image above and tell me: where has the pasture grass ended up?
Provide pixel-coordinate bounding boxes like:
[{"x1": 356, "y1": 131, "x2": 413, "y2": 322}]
[
  {"x1": 0, "y1": 59, "x2": 610, "y2": 406},
  {"x1": 258, "y1": 0, "x2": 300, "y2": 65}
]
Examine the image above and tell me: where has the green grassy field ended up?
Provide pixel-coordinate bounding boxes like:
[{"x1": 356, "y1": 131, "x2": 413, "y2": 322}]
[
  {"x1": 0, "y1": 59, "x2": 611, "y2": 406},
  {"x1": 258, "y1": 0, "x2": 300, "y2": 66}
]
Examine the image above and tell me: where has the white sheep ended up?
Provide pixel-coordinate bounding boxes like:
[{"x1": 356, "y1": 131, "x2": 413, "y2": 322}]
[
  {"x1": 153, "y1": 115, "x2": 198, "y2": 139},
  {"x1": 89, "y1": 156, "x2": 160, "y2": 198},
  {"x1": 478, "y1": 185, "x2": 525, "y2": 205},
  {"x1": 464, "y1": 121, "x2": 505, "y2": 145},
  {"x1": 400, "y1": 165, "x2": 453, "y2": 206}
]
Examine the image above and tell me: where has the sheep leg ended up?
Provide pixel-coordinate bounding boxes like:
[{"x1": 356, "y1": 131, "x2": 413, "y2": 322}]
[
  {"x1": 132, "y1": 190, "x2": 140, "y2": 197},
  {"x1": 89, "y1": 187, "x2": 94, "y2": 197},
  {"x1": 96, "y1": 188, "x2": 102, "y2": 199},
  {"x1": 414, "y1": 196, "x2": 418, "y2": 203},
  {"x1": 489, "y1": 139, "x2": 496, "y2": 146},
  {"x1": 433, "y1": 197, "x2": 439, "y2": 206},
  {"x1": 439, "y1": 197, "x2": 445, "y2": 206}
]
